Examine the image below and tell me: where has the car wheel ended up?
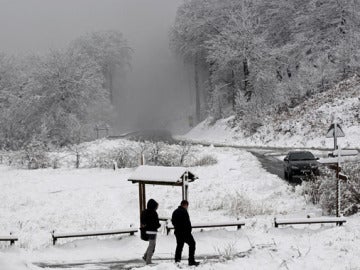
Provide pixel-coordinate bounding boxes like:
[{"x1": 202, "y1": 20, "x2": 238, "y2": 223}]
[
  {"x1": 284, "y1": 171, "x2": 288, "y2": 180},
  {"x1": 288, "y1": 172, "x2": 293, "y2": 182}
]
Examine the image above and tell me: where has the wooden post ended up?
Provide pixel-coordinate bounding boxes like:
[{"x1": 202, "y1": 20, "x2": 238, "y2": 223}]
[
  {"x1": 76, "y1": 152, "x2": 80, "y2": 169},
  {"x1": 182, "y1": 174, "x2": 185, "y2": 201},
  {"x1": 10, "y1": 233, "x2": 15, "y2": 245},
  {"x1": 52, "y1": 231, "x2": 57, "y2": 245},
  {"x1": 182, "y1": 172, "x2": 189, "y2": 201},
  {"x1": 336, "y1": 148, "x2": 342, "y2": 217},
  {"x1": 139, "y1": 183, "x2": 143, "y2": 223},
  {"x1": 139, "y1": 182, "x2": 146, "y2": 224},
  {"x1": 95, "y1": 125, "x2": 99, "y2": 139},
  {"x1": 333, "y1": 121, "x2": 337, "y2": 151},
  {"x1": 142, "y1": 183, "x2": 146, "y2": 212},
  {"x1": 140, "y1": 154, "x2": 145, "y2": 166}
]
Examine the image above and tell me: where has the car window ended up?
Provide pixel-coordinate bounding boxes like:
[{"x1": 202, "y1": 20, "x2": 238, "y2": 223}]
[{"x1": 289, "y1": 152, "x2": 315, "y2": 161}]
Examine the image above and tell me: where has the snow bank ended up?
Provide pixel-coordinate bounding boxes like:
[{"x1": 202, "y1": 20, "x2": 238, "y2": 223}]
[{"x1": 0, "y1": 251, "x2": 38, "y2": 270}]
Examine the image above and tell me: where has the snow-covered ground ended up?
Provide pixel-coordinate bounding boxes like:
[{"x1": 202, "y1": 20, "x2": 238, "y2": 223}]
[
  {"x1": 1, "y1": 141, "x2": 360, "y2": 269},
  {"x1": 180, "y1": 76, "x2": 360, "y2": 149}
]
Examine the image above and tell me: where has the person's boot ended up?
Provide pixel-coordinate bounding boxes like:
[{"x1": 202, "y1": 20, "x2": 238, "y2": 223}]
[{"x1": 188, "y1": 260, "x2": 200, "y2": 266}]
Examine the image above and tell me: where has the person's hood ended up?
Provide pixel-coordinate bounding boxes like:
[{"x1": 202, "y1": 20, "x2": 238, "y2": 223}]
[{"x1": 147, "y1": 199, "x2": 158, "y2": 210}]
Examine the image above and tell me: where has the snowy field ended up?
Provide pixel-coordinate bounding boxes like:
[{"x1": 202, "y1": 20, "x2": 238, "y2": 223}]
[{"x1": 1, "y1": 145, "x2": 360, "y2": 270}]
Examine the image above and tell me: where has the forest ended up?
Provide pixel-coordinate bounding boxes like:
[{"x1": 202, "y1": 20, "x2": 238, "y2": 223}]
[
  {"x1": 171, "y1": 0, "x2": 360, "y2": 128},
  {"x1": 1, "y1": 0, "x2": 360, "y2": 150},
  {"x1": 0, "y1": 31, "x2": 131, "y2": 149}
]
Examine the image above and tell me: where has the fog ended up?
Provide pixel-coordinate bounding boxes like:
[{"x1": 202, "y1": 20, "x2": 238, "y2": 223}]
[{"x1": 0, "y1": 0, "x2": 192, "y2": 133}]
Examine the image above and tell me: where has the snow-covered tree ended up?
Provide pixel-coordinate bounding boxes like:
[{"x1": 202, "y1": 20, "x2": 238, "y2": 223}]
[
  {"x1": 1, "y1": 50, "x2": 108, "y2": 148},
  {"x1": 171, "y1": 0, "x2": 232, "y2": 123},
  {"x1": 171, "y1": 0, "x2": 360, "y2": 129},
  {"x1": 69, "y1": 31, "x2": 132, "y2": 106}
]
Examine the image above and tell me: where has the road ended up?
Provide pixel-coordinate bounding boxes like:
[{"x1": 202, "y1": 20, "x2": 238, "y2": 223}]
[{"x1": 250, "y1": 151, "x2": 285, "y2": 180}]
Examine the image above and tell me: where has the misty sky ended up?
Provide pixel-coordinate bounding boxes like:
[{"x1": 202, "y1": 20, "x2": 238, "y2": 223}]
[
  {"x1": 0, "y1": 0, "x2": 192, "y2": 131},
  {"x1": 0, "y1": 0, "x2": 180, "y2": 54}
]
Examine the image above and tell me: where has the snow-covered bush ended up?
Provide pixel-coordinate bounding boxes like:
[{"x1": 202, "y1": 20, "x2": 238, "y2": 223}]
[
  {"x1": 146, "y1": 143, "x2": 195, "y2": 167},
  {"x1": 302, "y1": 163, "x2": 360, "y2": 216},
  {"x1": 210, "y1": 192, "x2": 273, "y2": 217},
  {"x1": 215, "y1": 242, "x2": 238, "y2": 261},
  {"x1": 87, "y1": 151, "x2": 115, "y2": 168},
  {"x1": 157, "y1": 144, "x2": 182, "y2": 166},
  {"x1": 193, "y1": 155, "x2": 218, "y2": 166},
  {"x1": 87, "y1": 147, "x2": 139, "y2": 169},
  {"x1": 341, "y1": 163, "x2": 360, "y2": 215},
  {"x1": 229, "y1": 192, "x2": 273, "y2": 217},
  {"x1": 114, "y1": 148, "x2": 139, "y2": 168},
  {"x1": 12, "y1": 141, "x2": 51, "y2": 169},
  {"x1": 301, "y1": 173, "x2": 322, "y2": 205},
  {"x1": 0, "y1": 138, "x2": 220, "y2": 170},
  {"x1": 318, "y1": 176, "x2": 337, "y2": 216}
]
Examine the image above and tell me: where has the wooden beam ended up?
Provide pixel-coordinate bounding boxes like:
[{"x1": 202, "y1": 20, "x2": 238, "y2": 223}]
[
  {"x1": 142, "y1": 183, "x2": 146, "y2": 212},
  {"x1": 129, "y1": 180, "x2": 184, "y2": 186},
  {"x1": 139, "y1": 183, "x2": 143, "y2": 224}
]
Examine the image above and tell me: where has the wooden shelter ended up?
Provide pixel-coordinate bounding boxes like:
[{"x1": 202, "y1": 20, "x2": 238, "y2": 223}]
[{"x1": 128, "y1": 165, "x2": 198, "y2": 221}]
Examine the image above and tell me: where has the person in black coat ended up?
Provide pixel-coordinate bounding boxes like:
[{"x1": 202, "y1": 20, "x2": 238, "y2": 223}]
[
  {"x1": 171, "y1": 200, "x2": 199, "y2": 266},
  {"x1": 141, "y1": 199, "x2": 161, "y2": 264}
]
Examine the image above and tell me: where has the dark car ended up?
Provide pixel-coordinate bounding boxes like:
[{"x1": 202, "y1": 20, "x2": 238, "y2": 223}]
[{"x1": 284, "y1": 151, "x2": 320, "y2": 181}]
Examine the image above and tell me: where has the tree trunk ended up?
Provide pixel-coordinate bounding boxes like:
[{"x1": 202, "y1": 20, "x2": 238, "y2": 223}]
[
  {"x1": 231, "y1": 69, "x2": 236, "y2": 110},
  {"x1": 194, "y1": 54, "x2": 201, "y2": 123},
  {"x1": 243, "y1": 59, "x2": 251, "y2": 101},
  {"x1": 108, "y1": 67, "x2": 114, "y2": 104},
  {"x1": 76, "y1": 152, "x2": 80, "y2": 169}
]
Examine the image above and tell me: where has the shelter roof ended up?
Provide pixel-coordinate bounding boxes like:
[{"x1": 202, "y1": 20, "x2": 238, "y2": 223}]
[{"x1": 128, "y1": 165, "x2": 198, "y2": 186}]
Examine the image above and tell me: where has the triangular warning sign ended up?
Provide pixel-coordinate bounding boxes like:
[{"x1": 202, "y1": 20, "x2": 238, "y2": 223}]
[{"x1": 326, "y1": 123, "x2": 345, "y2": 138}]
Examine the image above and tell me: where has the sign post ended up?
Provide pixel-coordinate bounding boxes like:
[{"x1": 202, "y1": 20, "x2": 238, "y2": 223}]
[
  {"x1": 336, "y1": 148, "x2": 341, "y2": 217},
  {"x1": 182, "y1": 171, "x2": 189, "y2": 201},
  {"x1": 326, "y1": 122, "x2": 345, "y2": 150},
  {"x1": 325, "y1": 122, "x2": 347, "y2": 217}
]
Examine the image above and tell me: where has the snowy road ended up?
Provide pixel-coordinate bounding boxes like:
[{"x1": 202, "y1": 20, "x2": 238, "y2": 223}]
[
  {"x1": 250, "y1": 151, "x2": 285, "y2": 180},
  {"x1": 35, "y1": 251, "x2": 252, "y2": 269},
  {"x1": 175, "y1": 137, "x2": 333, "y2": 184}
]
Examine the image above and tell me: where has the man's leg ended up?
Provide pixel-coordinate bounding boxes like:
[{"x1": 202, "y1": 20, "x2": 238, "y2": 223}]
[
  {"x1": 145, "y1": 235, "x2": 156, "y2": 264},
  {"x1": 175, "y1": 234, "x2": 185, "y2": 262},
  {"x1": 185, "y1": 234, "x2": 196, "y2": 263}
]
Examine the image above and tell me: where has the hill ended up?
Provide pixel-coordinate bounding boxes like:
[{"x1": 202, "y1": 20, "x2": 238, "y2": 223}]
[{"x1": 183, "y1": 76, "x2": 360, "y2": 149}]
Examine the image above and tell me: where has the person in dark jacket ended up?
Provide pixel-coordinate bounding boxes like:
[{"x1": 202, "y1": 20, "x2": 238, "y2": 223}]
[
  {"x1": 171, "y1": 200, "x2": 199, "y2": 266},
  {"x1": 141, "y1": 199, "x2": 161, "y2": 264}
]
